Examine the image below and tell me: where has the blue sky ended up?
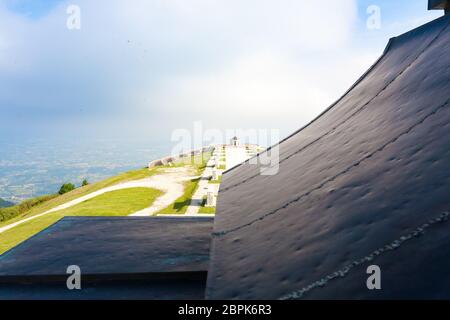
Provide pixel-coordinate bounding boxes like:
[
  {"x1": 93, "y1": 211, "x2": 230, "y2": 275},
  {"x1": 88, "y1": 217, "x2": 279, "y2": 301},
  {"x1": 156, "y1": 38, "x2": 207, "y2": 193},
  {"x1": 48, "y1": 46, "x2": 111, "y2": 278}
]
[
  {"x1": 2, "y1": 0, "x2": 65, "y2": 18},
  {"x1": 0, "y1": 0, "x2": 443, "y2": 142}
]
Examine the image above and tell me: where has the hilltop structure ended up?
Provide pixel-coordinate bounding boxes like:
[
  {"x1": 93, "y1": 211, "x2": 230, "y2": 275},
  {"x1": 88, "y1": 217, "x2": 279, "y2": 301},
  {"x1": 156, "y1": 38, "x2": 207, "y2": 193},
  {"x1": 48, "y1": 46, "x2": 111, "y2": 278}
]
[
  {"x1": 0, "y1": 3, "x2": 449, "y2": 299},
  {"x1": 230, "y1": 136, "x2": 240, "y2": 147}
]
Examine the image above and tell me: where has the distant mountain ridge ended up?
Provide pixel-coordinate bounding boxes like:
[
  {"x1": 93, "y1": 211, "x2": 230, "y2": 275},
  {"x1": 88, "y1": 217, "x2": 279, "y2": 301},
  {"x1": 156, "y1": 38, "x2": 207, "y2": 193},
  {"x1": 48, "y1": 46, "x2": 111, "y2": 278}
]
[{"x1": 0, "y1": 198, "x2": 14, "y2": 208}]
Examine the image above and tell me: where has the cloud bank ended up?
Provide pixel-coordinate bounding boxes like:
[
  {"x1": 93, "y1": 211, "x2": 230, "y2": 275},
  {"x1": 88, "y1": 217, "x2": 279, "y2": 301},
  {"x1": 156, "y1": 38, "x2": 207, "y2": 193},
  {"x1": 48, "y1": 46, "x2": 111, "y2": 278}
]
[{"x1": 0, "y1": 0, "x2": 438, "y2": 141}]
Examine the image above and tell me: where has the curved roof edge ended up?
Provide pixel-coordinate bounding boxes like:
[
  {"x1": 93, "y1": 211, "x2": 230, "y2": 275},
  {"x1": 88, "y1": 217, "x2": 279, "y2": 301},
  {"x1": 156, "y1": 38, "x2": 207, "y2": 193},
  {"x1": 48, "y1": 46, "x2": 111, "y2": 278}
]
[{"x1": 224, "y1": 14, "x2": 449, "y2": 175}]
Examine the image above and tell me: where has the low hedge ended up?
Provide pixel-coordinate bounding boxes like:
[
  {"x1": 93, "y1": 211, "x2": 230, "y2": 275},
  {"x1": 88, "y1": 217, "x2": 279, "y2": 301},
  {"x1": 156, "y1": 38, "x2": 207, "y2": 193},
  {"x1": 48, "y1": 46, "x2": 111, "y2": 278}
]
[{"x1": 0, "y1": 194, "x2": 58, "y2": 223}]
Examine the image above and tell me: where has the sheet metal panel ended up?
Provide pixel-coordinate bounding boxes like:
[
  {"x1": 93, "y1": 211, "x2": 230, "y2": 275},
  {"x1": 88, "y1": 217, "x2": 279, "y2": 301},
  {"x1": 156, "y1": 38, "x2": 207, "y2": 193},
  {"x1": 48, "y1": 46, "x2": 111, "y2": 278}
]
[
  {"x1": 0, "y1": 216, "x2": 213, "y2": 277},
  {"x1": 207, "y1": 15, "x2": 450, "y2": 299}
]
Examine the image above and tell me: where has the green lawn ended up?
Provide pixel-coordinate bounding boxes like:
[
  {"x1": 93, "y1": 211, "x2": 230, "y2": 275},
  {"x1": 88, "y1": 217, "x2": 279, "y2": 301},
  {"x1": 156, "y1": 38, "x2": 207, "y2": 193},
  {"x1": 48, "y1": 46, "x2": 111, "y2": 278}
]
[
  {"x1": 0, "y1": 167, "x2": 159, "y2": 230},
  {"x1": 0, "y1": 194, "x2": 58, "y2": 223},
  {"x1": 209, "y1": 176, "x2": 222, "y2": 184},
  {"x1": 198, "y1": 206, "x2": 216, "y2": 214},
  {"x1": 0, "y1": 187, "x2": 162, "y2": 254},
  {"x1": 0, "y1": 151, "x2": 213, "y2": 253},
  {"x1": 56, "y1": 187, "x2": 162, "y2": 217}
]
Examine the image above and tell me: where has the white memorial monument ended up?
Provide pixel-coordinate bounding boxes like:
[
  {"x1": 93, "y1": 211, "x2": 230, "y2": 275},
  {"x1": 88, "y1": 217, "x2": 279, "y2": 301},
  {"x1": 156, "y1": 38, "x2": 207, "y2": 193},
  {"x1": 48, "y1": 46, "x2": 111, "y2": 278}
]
[{"x1": 230, "y1": 136, "x2": 240, "y2": 147}]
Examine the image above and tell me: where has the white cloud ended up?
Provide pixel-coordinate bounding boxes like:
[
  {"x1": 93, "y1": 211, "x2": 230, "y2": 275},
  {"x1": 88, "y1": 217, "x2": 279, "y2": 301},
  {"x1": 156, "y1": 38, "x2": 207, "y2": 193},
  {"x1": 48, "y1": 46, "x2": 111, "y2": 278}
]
[
  {"x1": 149, "y1": 49, "x2": 378, "y2": 133},
  {"x1": 152, "y1": 52, "x2": 330, "y2": 117},
  {"x1": 1, "y1": 0, "x2": 385, "y2": 139}
]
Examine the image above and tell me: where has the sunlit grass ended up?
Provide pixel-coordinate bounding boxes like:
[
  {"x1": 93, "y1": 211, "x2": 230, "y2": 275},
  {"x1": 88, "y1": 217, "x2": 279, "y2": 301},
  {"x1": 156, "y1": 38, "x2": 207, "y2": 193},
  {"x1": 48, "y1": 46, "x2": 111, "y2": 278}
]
[
  {"x1": 0, "y1": 187, "x2": 162, "y2": 254},
  {"x1": 0, "y1": 151, "x2": 213, "y2": 253},
  {"x1": 0, "y1": 167, "x2": 158, "y2": 229}
]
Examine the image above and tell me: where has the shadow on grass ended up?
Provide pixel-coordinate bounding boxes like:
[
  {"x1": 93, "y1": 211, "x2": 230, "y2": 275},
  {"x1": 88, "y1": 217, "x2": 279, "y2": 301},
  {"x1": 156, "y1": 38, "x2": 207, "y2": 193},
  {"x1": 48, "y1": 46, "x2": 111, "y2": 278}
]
[{"x1": 172, "y1": 199, "x2": 192, "y2": 212}]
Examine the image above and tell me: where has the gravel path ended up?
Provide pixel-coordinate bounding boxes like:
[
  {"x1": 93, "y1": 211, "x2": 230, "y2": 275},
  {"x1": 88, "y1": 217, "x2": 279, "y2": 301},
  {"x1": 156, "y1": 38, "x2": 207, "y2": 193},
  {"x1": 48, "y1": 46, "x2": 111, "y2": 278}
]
[
  {"x1": 0, "y1": 167, "x2": 196, "y2": 234},
  {"x1": 130, "y1": 167, "x2": 196, "y2": 216}
]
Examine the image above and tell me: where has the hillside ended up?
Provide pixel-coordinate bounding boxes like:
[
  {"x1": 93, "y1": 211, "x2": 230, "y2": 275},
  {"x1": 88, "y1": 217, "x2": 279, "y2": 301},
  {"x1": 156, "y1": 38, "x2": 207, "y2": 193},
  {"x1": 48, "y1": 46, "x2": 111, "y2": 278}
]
[
  {"x1": 0, "y1": 151, "x2": 213, "y2": 254},
  {"x1": 0, "y1": 199, "x2": 14, "y2": 208},
  {"x1": 0, "y1": 144, "x2": 262, "y2": 255}
]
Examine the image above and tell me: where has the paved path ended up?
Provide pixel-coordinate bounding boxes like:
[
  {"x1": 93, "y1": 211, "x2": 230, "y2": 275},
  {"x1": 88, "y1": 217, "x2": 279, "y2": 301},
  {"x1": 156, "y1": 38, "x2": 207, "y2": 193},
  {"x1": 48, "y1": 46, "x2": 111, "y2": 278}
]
[
  {"x1": 129, "y1": 167, "x2": 197, "y2": 216},
  {"x1": 184, "y1": 145, "x2": 251, "y2": 215},
  {"x1": 184, "y1": 158, "x2": 214, "y2": 215},
  {"x1": 184, "y1": 157, "x2": 224, "y2": 216},
  {"x1": 0, "y1": 167, "x2": 196, "y2": 234}
]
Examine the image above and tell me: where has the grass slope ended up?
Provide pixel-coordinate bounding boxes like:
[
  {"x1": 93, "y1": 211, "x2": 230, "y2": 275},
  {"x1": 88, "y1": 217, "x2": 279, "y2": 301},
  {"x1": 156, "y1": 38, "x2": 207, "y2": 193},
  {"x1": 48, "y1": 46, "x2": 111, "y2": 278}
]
[
  {"x1": 0, "y1": 167, "x2": 157, "y2": 230},
  {"x1": 0, "y1": 195, "x2": 58, "y2": 223},
  {"x1": 0, "y1": 187, "x2": 162, "y2": 254},
  {"x1": 0, "y1": 151, "x2": 212, "y2": 254},
  {"x1": 57, "y1": 187, "x2": 162, "y2": 217},
  {"x1": 0, "y1": 198, "x2": 14, "y2": 208}
]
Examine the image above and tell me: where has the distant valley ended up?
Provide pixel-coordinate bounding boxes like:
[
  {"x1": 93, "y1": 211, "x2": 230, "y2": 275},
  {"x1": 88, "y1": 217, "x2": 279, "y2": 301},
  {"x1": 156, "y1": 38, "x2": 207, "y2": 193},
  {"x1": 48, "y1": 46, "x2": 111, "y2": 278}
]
[
  {"x1": 0, "y1": 138, "x2": 169, "y2": 202},
  {"x1": 0, "y1": 198, "x2": 14, "y2": 208}
]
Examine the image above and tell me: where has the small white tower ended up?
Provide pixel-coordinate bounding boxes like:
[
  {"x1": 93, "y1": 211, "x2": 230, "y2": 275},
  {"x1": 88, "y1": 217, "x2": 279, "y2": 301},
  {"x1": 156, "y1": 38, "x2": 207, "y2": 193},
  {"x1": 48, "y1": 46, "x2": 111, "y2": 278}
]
[{"x1": 230, "y1": 136, "x2": 240, "y2": 147}]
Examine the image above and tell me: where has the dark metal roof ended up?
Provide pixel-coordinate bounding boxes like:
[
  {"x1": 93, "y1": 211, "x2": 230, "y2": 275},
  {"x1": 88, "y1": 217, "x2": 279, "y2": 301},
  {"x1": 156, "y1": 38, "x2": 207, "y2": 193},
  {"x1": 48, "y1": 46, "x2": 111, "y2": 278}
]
[
  {"x1": 0, "y1": 216, "x2": 212, "y2": 277},
  {"x1": 0, "y1": 216, "x2": 212, "y2": 299},
  {"x1": 206, "y1": 15, "x2": 450, "y2": 299},
  {"x1": 0, "y1": 273, "x2": 208, "y2": 300},
  {"x1": 429, "y1": 0, "x2": 449, "y2": 11}
]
